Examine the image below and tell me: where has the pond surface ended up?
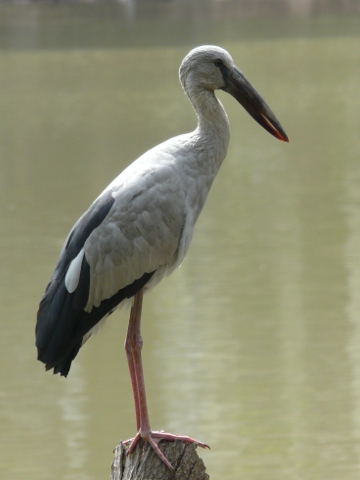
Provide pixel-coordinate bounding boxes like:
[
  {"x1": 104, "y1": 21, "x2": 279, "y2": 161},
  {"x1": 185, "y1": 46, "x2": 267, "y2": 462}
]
[{"x1": 1, "y1": 2, "x2": 360, "y2": 479}]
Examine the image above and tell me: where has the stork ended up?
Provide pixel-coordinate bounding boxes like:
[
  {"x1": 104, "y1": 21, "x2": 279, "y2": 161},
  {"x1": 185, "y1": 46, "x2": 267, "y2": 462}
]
[{"x1": 36, "y1": 45, "x2": 288, "y2": 470}]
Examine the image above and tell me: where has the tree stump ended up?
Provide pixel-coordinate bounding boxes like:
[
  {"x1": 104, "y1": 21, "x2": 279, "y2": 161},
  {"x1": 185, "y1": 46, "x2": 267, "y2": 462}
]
[{"x1": 110, "y1": 439, "x2": 210, "y2": 480}]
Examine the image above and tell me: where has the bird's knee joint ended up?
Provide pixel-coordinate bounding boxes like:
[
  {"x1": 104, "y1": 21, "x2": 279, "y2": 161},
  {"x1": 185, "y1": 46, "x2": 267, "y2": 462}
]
[{"x1": 125, "y1": 335, "x2": 143, "y2": 354}]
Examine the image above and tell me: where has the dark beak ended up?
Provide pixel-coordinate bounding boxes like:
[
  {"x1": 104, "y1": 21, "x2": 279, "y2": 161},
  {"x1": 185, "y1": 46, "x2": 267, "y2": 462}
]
[{"x1": 221, "y1": 65, "x2": 289, "y2": 142}]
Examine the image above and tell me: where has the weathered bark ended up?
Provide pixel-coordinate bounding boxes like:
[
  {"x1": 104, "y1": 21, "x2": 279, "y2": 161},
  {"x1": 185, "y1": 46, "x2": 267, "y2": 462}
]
[{"x1": 110, "y1": 439, "x2": 210, "y2": 480}]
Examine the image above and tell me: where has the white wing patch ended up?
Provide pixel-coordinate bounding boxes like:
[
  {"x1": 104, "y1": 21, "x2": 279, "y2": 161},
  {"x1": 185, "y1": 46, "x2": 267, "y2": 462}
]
[{"x1": 65, "y1": 248, "x2": 85, "y2": 293}]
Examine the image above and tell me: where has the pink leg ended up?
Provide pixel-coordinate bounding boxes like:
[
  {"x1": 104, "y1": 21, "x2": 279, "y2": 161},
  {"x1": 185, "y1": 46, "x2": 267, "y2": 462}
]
[
  {"x1": 124, "y1": 293, "x2": 142, "y2": 431},
  {"x1": 123, "y1": 289, "x2": 209, "y2": 471}
]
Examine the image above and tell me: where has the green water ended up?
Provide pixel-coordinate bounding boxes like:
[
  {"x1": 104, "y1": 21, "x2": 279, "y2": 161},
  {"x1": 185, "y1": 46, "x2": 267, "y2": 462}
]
[{"x1": 1, "y1": 3, "x2": 360, "y2": 479}]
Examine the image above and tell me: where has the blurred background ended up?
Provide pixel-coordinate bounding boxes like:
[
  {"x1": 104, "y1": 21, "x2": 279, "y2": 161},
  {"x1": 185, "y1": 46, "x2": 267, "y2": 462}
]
[{"x1": 1, "y1": 1, "x2": 360, "y2": 479}]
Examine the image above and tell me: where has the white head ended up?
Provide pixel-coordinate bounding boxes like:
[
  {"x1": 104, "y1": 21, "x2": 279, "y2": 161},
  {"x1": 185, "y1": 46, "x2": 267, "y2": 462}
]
[
  {"x1": 179, "y1": 45, "x2": 235, "y2": 93},
  {"x1": 179, "y1": 45, "x2": 289, "y2": 142}
]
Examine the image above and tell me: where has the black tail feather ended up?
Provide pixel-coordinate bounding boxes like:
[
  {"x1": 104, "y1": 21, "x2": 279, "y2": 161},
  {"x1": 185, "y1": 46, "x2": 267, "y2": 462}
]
[{"x1": 36, "y1": 270, "x2": 155, "y2": 376}]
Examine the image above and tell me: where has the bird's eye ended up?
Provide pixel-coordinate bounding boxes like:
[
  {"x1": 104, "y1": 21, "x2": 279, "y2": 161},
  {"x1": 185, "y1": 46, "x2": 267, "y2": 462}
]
[{"x1": 214, "y1": 59, "x2": 223, "y2": 68}]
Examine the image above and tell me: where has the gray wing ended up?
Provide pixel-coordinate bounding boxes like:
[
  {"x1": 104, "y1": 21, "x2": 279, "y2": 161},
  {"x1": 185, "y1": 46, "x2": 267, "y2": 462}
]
[{"x1": 36, "y1": 158, "x2": 185, "y2": 376}]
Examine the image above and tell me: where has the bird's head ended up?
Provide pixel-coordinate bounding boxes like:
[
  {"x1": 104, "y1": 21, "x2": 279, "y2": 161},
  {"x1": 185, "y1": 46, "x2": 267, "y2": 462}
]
[{"x1": 179, "y1": 45, "x2": 288, "y2": 142}]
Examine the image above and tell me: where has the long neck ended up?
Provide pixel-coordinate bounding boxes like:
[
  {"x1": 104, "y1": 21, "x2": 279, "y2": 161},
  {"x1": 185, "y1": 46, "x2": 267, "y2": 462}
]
[
  {"x1": 188, "y1": 86, "x2": 230, "y2": 166},
  {"x1": 175, "y1": 85, "x2": 231, "y2": 225}
]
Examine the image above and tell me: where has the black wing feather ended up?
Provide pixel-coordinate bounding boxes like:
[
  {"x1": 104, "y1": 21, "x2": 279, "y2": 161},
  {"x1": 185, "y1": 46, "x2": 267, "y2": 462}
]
[
  {"x1": 38, "y1": 270, "x2": 155, "y2": 377},
  {"x1": 36, "y1": 188, "x2": 138, "y2": 376}
]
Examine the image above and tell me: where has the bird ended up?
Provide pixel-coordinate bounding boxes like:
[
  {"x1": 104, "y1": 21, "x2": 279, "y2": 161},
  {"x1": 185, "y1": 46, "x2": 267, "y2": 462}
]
[{"x1": 36, "y1": 45, "x2": 288, "y2": 470}]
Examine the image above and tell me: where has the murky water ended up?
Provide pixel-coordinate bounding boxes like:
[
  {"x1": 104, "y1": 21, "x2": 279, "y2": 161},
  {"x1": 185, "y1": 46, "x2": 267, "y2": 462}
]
[{"x1": 1, "y1": 3, "x2": 360, "y2": 479}]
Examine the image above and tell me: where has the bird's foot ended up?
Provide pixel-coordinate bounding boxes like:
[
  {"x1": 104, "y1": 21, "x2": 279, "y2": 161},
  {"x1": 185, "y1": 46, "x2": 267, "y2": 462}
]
[{"x1": 123, "y1": 430, "x2": 210, "y2": 471}]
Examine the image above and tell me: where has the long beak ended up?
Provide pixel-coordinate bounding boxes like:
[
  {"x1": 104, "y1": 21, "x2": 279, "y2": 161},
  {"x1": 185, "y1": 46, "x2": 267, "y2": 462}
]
[{"x1": 221, "y1": 65, "x2": 289, "y2": 142}]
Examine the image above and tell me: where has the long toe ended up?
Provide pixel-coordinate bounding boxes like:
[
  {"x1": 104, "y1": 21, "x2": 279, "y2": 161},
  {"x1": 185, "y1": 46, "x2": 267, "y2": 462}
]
[
  {"x1": 124, "y1": 430, "x2": 209, "y2": 471},
  {"x1": 146, "y1": 435, "x2": 175, "y2": 471},
  {"x1": 151, "y1": 431, "x2": 210, "y2": 449}
]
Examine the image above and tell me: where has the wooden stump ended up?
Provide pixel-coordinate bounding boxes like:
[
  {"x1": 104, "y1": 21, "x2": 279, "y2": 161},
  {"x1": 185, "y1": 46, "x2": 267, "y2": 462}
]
[{"x1": 110, "y1": 439, "x2": 210, "y2": 480}]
